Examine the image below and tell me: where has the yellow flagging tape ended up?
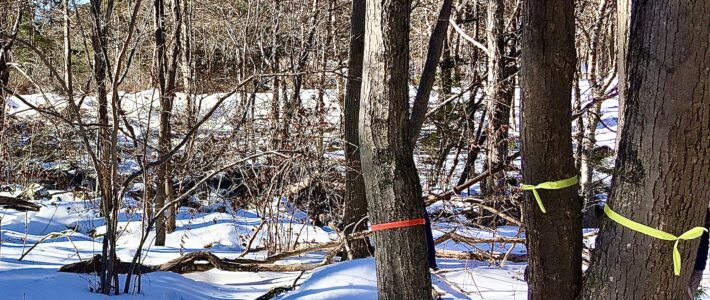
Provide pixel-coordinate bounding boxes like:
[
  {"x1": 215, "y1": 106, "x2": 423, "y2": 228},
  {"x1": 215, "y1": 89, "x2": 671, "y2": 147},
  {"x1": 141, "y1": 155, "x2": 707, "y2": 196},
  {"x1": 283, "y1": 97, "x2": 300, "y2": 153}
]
[
  {"x1": 604, "y1": 205, "x2": 707, "y2": 276},
  {"x1": 521, "y1": 176, "x2": 578, "y2": 213}
]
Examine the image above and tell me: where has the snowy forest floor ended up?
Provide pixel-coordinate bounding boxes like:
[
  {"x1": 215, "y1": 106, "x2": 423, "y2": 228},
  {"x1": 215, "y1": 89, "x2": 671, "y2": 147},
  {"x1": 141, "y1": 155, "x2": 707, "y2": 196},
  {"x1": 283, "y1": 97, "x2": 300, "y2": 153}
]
[
  {"x1": 0, "y1": 194, "x2": 527, "y2": 299},
  {"x1": 3, "y1": 193, "x2": 709, "y2": 299},
  {"x1": 2, "y1": 87, "x2": 709, "y2": 299}
]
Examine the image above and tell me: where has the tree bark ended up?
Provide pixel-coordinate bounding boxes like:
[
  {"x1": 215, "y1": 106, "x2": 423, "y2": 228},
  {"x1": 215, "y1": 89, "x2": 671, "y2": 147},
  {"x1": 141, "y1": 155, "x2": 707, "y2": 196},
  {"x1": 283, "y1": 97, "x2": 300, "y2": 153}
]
[
  {"x1": 342, "y1": 0, "x2": 369, "y2": 259},
  {"x1": 359, "y1": 1, "x2": 433, "y2": 299},
  {"x1": 614, "y1": 0, "x2": 630, "y2": 149},
  {"x1": 579, "y1": 102, "x2": 601, "y2": 205},
  {"x1": 578, "y1": 0, "x2": 710, "y2": 298},
  {"x1": 520, "y1": 0, "x2": 581, "y2": 298},
  {"x1": 154, "y1": 0, "x2": 182, "y2": 246},
  {"x1": 482, "y1": 0, "x2": 513, "y2": 199}
]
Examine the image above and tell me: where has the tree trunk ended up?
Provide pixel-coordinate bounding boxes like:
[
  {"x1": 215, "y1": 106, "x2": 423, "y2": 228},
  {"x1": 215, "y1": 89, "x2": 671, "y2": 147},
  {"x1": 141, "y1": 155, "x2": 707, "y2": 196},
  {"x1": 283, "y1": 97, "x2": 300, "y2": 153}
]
[
  {"x1": 153, "y1": 0, "x2": 168, "y2": 247},
  {"x1": 578, "y1": 0, "x2": 710, "y2": 298},
  {"x1": 0, "y1": 5, "x2": 22, "y2": 136},
  {"x1": 359, "y1": 1, "x2": 432, "y2": 299},
  {"x1": 482, "y1": 0, "x2": 512, "y2": 199},
  {"x1": 89, "y1": 0, "x2": 112, "y2": 217},
  {"x1": 180, "y1": 0, "x2": 194, "y2": 130},
  {"x1": 614, "y1": 0, "x2": 630, "y2": 149},
  {"x1": 342, "y1": 0, "x2": 369, "y2": 259},
  {"x1": 154, "y1": 0, "x2": 182, "y2": 245},
  {"x1": 0, "y1": 46, "x2": 9, "y2": 133},
  {"x1": 269, "y1": 0, "x2": 281, "y2": 149},
  {"x1": 520, "y1": 0, "x2": 581, "y2": 298},
  {"x1": 408, "y1": 0, "x2": 453, "y2": 148},
  {"x1": 579, "y1": 102, "x2": 601, "y2": 206}
]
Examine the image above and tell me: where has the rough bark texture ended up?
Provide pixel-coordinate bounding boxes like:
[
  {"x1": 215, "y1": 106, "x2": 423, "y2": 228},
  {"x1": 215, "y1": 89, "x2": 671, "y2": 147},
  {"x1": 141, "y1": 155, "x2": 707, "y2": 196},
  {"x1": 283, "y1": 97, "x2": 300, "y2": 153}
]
[
  {"x1": 578, "y1": 0, "x2": 710, "y2": 298},
  {"x1": 359, "y1": 0, "x2": 433, "y2": 299},
  {"x1": 342, "y1": 0, "x2": 369, "y2": 259},
  {"x1": 482, "y1": 0, "x2": 513, "y2": 199},
  {"x1": 579, "y1": 102, "x2": 601, "y2": 205},
  {"x1": 520, "y1": 0, "x2": 581, "y2": 298},
  {"x1": 614, "y1": 0, "x2": 630, "y2": 148}
]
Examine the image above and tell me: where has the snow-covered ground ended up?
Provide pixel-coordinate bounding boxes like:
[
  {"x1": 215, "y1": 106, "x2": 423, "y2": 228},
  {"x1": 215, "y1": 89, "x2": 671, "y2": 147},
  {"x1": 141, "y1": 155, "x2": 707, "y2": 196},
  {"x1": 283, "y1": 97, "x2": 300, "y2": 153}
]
[
  {"x1": 0, "y1": 190, "x2": 528, "y2": 299},
  {"x1": 3, "y1": 84, "x2": 709, "y2": 299}
]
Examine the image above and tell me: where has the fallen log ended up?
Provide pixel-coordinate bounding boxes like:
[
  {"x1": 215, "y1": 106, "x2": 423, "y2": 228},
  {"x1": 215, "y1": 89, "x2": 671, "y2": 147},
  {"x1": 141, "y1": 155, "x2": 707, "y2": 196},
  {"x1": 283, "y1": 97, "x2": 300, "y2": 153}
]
[
  {"x1": 62, "y1": 238, "x2": 346, "y2": 276},
  {"x1": 265, "y1": 230, "x2": 373, "y2": 262},
  {"x1": 59, "y1": 255, "x2": 159, "y2": 274},
  {"x1": 60, "y1": 228, "x2": 526, "y2": 276},
  {"x1": 283, "y1": 173, "x2": 318, "y2": 200},
  {"x1": 0, "y1": 195, "x2": 41, "y2": 211},
  {"x1": 60, "y1": 250, "x2": 335, "y2": 275},
  {"x1": 434, "y1": 231, "x2": 525, "y2": 245},
  {"x1": 435, "y1": 249, "x2": 526, "y2": 263}
]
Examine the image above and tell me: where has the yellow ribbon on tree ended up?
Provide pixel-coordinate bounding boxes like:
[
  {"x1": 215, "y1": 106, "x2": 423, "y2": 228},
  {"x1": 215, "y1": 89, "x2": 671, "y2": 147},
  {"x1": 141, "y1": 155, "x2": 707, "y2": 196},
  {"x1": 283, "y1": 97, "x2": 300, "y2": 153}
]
[
  {"x1": 521, "y1": 176, "x2": 578, "y2": 213},
  {"x1": 603, "y1": 205, "x2": 708, "y2": 276}
]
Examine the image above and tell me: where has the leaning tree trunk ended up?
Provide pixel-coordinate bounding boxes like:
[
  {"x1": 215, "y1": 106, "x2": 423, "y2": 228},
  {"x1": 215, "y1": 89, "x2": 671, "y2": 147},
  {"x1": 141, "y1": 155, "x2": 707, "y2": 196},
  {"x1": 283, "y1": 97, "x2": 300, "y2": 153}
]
[
  {"x1": 341, "y1": 0, "x2": 369, "y2": 259},
  {"x1": 578, "y1": 0, "x2": 710, "y2": 298},
  {"x1": 359, "y1": 0, "x2": 432, "y2": 299},
  {"x1": 520, "y1": 0, "x2": 581, "y2": 298}
]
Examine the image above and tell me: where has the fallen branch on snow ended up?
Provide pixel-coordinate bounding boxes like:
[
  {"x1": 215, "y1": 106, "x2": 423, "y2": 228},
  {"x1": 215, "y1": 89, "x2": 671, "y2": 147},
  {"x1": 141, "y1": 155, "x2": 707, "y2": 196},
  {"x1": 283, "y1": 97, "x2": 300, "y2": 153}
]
[{"x1": 0, "y1": 195, "x2": 41, "y2": 212}]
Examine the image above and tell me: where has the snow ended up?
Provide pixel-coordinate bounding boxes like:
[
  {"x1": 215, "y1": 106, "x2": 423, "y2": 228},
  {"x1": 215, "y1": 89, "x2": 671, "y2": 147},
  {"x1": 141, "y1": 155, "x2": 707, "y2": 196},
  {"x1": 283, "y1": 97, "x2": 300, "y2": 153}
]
[
  {"x1": 0, "y1": 192, "x2": 529, "y2": 299},
  {"x1": 278, "y1": 258, "x2": 524, "y2": 300},
  {"x1": 0, "y1": 269, "x2": 254, "y2": 300},
  {"x1": 3, "y1": 85, "x2": 706, "y2": 299}
]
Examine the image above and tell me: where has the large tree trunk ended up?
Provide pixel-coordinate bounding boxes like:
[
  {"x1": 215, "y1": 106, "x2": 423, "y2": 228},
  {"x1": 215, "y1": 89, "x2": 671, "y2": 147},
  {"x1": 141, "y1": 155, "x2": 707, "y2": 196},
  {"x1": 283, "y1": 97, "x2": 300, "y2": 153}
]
[
  {"x1": 520, "y1": 0, "x2": 581, "y2": 298},
  {"x1": 578, "y1": 0, "x2": 710, "y2": 298},
  {"x1": 341, "y1": 0, "x2": 369, "y2": 259},
  {"x1": 359, "y1": 1, "x2": 432, "y2": 299}
]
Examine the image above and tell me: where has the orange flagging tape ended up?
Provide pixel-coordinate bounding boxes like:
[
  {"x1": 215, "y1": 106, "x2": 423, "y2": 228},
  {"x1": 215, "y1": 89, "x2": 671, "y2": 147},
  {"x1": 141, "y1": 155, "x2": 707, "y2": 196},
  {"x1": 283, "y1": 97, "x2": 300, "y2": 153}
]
[{"x1": 371, "y1": 218, "x2": 426, "y2": 231}]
